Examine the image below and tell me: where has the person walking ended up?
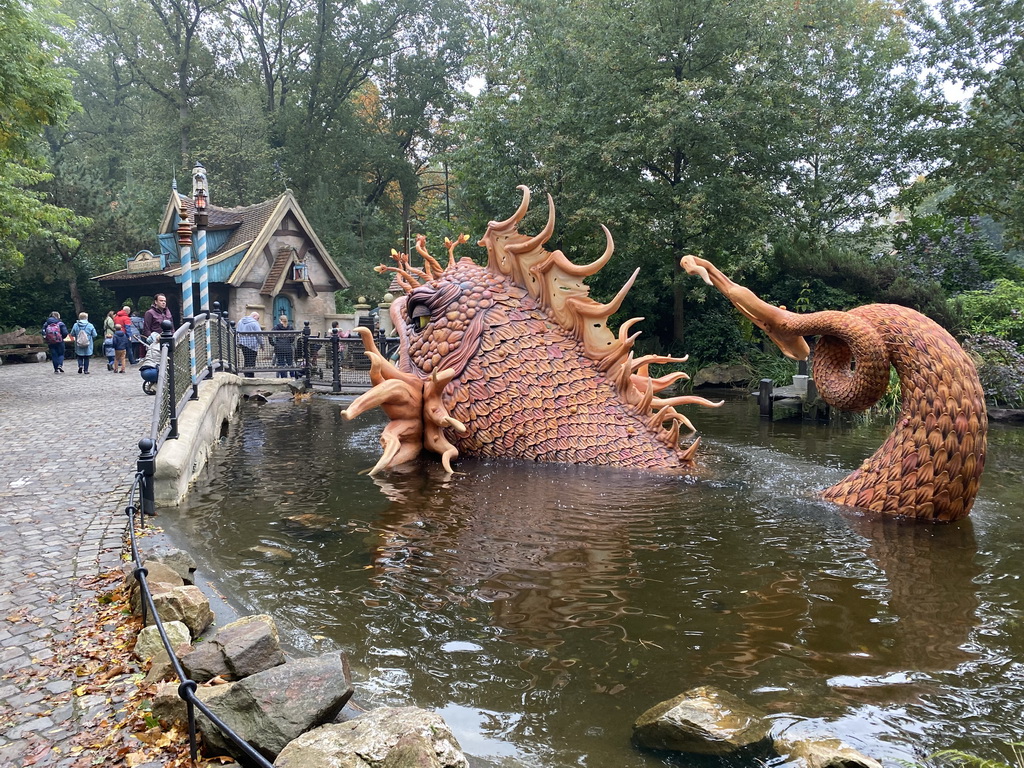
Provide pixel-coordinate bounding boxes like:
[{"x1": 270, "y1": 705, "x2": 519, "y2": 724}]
[
  {"x1": 124, "y1": 318, "x2": 140, "y2": 364},
  {"x1": 130, "y1": 311, "x2": 145, "y2": 361},
  {"x1": 142, "y1": 294, "x2": 173, "y2": 337},
  {"x1": 103, "y1": 310, "x2": 116, "y2": 338},
  {"x1": 70, "y1": 312, "x2": 98, "y2": 374},
  {"x1": 236, "y1": 311, "x2": 263, "y2": 378},
  {"x1": 112, "y1": 324, "x2": 131, "y2": 373},
  {"x1": 41, "y1": 311, "x2": 68, "y2": 373},
  {"x1": 271, "y1": 314, "x2": 294, "y2": 378},
  {"x1": 114, "y1": 305, "x2": 133, "y2": 361},
  {"x1": 102, "y1": 332, "x2": 115, "y2": 371}
]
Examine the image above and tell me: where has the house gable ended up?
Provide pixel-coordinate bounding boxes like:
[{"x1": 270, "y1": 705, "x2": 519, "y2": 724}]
[{"x1": 227, "y1": 190, "x2": 348, "y2": 291}]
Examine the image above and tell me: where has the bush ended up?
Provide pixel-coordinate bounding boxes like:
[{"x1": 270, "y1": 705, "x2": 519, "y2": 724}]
[
  {"x1": 951, "y1": 279, "x2": 1024, "y2": 346},
  {"x1": 963, "y1": 334, "x2": 1024, "y2": 406}
]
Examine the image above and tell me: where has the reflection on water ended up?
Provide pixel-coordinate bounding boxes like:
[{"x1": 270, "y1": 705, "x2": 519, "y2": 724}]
[{"x1": 169, "y1": 393, "x2": 1024, "y2": 768}]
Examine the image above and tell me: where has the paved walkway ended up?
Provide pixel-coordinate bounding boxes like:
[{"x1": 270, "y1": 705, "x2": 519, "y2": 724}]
[{"x1": 0, "y1": 359, "x2": 153, "y2": 765}]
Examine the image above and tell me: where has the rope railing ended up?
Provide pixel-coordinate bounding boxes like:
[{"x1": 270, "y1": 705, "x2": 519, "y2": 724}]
[{"x1": 125, "y1": 438, "x2": 274, "y2": 768}]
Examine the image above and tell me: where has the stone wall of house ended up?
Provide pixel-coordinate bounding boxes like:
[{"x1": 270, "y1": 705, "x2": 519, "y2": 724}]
[{"x1": 227, "y1": 286, "x2": 335, "y2": 335}]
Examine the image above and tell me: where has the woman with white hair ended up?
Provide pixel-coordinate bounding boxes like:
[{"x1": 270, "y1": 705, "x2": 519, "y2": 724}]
[
  {"x1": 236, "y1": 311, "x2": 263, "y2": 377},
  {"x1": 69, "y1": 312, "x2": 98, "y2": 374}
]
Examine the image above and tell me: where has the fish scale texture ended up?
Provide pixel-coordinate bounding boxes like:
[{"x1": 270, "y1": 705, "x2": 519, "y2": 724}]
[
  {"x1": 812, "y1": 304, "x2": 988, "y2": 521},
  {"x1": 443, "y1": 283, "x2": 684, "y2": 469}
]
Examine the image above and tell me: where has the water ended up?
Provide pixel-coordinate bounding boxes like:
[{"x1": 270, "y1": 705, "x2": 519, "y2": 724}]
[{"x1": 167, "y1": 392, "x2": 1024, "y2": 767}]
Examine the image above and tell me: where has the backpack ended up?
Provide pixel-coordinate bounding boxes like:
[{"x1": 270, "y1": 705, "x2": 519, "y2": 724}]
[
  {"x1": 44, "y1": 322, "x2": 63, "y2": 345},
  {"x1": 75, "y1": 326, "x2": 90, "y2": 348}
]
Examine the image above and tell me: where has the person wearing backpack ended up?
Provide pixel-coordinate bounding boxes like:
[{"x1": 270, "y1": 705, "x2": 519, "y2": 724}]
[
  {"x1": 70, "y1": 312, "x2": 98, "y2": 374},
  {"x1": 41, "y1": 311, "x2": 69, "y2": 373}
]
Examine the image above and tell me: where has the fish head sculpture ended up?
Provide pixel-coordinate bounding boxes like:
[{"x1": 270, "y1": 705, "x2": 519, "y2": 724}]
[{"x1": 344, "y1": 188, "x2": 724, "y2": 476}]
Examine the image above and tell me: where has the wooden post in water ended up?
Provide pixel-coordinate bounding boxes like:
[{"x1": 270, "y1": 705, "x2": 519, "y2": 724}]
[{"x1": 758, "y1": 378, "x2": 774, "y2": 419}]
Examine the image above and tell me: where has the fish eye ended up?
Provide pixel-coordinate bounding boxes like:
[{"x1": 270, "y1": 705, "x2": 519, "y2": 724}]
[{"x1": 408, "y1": 299, "x2": 432, "y2": 332}]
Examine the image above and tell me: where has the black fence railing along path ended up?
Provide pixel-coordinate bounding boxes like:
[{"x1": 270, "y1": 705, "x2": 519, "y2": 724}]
[
  {"x1": 126, "y1": 438, "x2": 275, "y2": 767},
  {"x1": 149, "y1": 303, "x2": 399, "y2": 449},
  {"x1": 129, "y1": 307, "x2": 387, "y2": 763}
]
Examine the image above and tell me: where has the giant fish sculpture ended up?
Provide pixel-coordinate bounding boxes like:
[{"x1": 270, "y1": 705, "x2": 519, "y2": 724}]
[
  {"x1": 343, "y1": 186, "x2": 722, "y2": 475},
  {"x1": 344, "y1": 187, "x2": 988, "y2": 523}
]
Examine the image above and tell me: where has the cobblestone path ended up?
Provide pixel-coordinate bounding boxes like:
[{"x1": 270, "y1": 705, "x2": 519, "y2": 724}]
[{"x1": 0, "y1": 359, "x2": 153, "y2": 766}]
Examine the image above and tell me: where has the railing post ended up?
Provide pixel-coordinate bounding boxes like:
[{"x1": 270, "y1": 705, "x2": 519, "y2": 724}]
[
  {"x1": 213, "y1": 302, "x2": 222, "y2": 374},
  {"x1": 163, "y1": 320, "x2": 179, "y2": 439},
  {"x1": 302, "y1": 322, "x2": 312, "y2": 388},
  {"x1": 331, "y1": 329, "x2": 341, "y2": 393},
  {"x1": 185, "y1": 317, "x2": 199, "y2": 401},
  {"x1": 137, "y1": 437, "x2": 156, "y2": 526},
  {"x1": 228, "y1": 319, "x2": 236, "y2": 373}
]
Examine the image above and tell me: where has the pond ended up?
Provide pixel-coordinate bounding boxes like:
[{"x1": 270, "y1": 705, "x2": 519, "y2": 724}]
[{"x1": 165, "y1": 392, "x2": 1024, "y2": 768}]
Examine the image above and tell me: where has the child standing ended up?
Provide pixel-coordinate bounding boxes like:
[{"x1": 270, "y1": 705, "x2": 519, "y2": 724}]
[
  {"x1": 103, "y1": 331, "x2": 115, "y2": 371},
  {"x1": 112, "y1": 324, "x2": 130, "y2": 373}
]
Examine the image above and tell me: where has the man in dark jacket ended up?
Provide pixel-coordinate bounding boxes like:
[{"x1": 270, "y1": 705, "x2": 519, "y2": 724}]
[{"x1": 143, "y1": 294, "x2": 173, "y2": 337}]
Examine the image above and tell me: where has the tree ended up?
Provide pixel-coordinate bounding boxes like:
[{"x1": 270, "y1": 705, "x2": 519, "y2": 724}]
[
  {"x1": 75, "y1": 0, "x2": 230, "y2": 167},
  {"x1": 0, "y1": 0, "x2": 85, "y2": 268},
  {"x1": 916, "y1": 0, "x2": 1024, "y2": 246},
  {"x1": 452, "y1": 0, "x2": 942, "y2": 354}
]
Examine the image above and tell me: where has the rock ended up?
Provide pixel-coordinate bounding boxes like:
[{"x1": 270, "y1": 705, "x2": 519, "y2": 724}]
[
  {"x1": 126, "y1": 561, "x2": 186, "y2": 619},
  {"x1": 692, "y1": 363, "x2": 750, "y2": 388},
  {"x1": 247, "y1": 545, "x2": 294, "y2": 562},
  {"x1": 198, "y1": 652, "x2": 354, "y2": 760},
  {"x1": 381, "y1": 731, "x2": 446, "y2": 768},
  {"x1": 152, "y1": 680, "x2": 235, "y2": 728},
  {"x1": 774, "y1": 734, "x2": 883, "y2": 768},
  {"x1": 144, "y1": 546, "x2": 198, "y2": 584},
  {"x1": 126, "y1": 561, "x2": 185, "y2": 592},
  {"x1": 149, "y1": 585, "x2": 215, "y2": 637},
  {"x1": 274, "y1": 707, "x2": 468, "y2": 768},
  {"x1": 632, "y1": 686, "x2": 770, "y2": 756},
  {"x1": 989, "y1": 408, "x2": 1024, "y2": 424},
  {"x1": 182, "y1": 614, "x2": 285, "y2": 683},
  {"x1": 136, "y1": 621, "x2": 191, "y2": 662},
  {"x1": 130, "y1": 579, "x2": 176, "y2": 617},
  {"x1": 143, "y1": 643, "x2": 193, "y2": 686}
]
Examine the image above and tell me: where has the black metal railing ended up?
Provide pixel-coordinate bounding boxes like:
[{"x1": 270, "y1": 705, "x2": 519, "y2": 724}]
[
  {"x1": 147, "y1": 307, "x2": 401, "y2": 448},
  {"x1": 125, "y1": 438, "x2": 274, "y2": 768},
  {"x1": 235, "y1": 324, "x2": 399, "y2": 391}
]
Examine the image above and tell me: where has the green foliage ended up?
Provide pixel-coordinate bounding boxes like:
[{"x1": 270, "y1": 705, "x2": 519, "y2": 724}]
[
  {"x1": 916, "y1": 1, "x2": 1024, "y2": 247},
  {"x1": 929, "y1": 741, "x2": 1024, "y2": 768},
  {"x1": 871, "y1": 366, "x2": 901, "y2": 421},
  {"x1": 892, "y1": 215, "x2": 1023, "y2": 295},
  {"x1": 950, "y1": 279, "x2": 1024, "y2": 346},
  {"x1": 962, "y1": 335, "x2": 1024, "y2": 407},
  {"x1": 744, "y1": 346, "x2": 796, "y2": 388},
  {"x1": 0, "y1": 0, "x2": 84, "y2": 266}
]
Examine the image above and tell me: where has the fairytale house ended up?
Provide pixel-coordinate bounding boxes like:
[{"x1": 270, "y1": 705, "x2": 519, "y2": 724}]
[{"x1": 94, "y1": 188, "x2": 349, "y2": 332}]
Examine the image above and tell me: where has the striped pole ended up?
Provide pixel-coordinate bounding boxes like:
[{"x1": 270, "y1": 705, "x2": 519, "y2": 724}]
[
  {"x1": 177, "y1": 209, "x2": 197, "y2": 390},
  {"x1": 192, "y1": 162, "x2": 213, "y2": 378},
  {"x1": 197, "y1": 228, "x2": 212, "y2": 376}
]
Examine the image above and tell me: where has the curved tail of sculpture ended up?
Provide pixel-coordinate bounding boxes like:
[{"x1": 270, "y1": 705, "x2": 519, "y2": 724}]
[{"x1": 682, "y1": 255, "x2": 987, "y2": 522}]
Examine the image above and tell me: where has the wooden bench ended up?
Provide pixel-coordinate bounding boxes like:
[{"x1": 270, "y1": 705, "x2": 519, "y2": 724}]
[{"x1": 0, "y1": 328, "x2": 50, "y2": 363}]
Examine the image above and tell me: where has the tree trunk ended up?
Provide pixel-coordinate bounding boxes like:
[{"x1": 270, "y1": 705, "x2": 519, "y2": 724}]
[
  {"x1": 69, "y1": 276, "x2": 84, "y2": 317},
  {"x1": 672, "y1": 258, "x2": 686, "y2": 344}
]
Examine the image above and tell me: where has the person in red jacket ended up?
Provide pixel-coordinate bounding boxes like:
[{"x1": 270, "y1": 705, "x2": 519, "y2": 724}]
[{"x1": 114, "y1": 306, "x2": 132, "y2": 335}]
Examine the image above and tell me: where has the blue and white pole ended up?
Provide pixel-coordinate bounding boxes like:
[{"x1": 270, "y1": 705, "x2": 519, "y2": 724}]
[
  {"x1": 197, "y1": 228, "x2": 212, "y2": 375},
  {"x1": 177, "y1": 208, "x2": 197, "y2": 391},
  {"x1": 192, "y1": 162, "x2": 213, "y2": 378}
]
